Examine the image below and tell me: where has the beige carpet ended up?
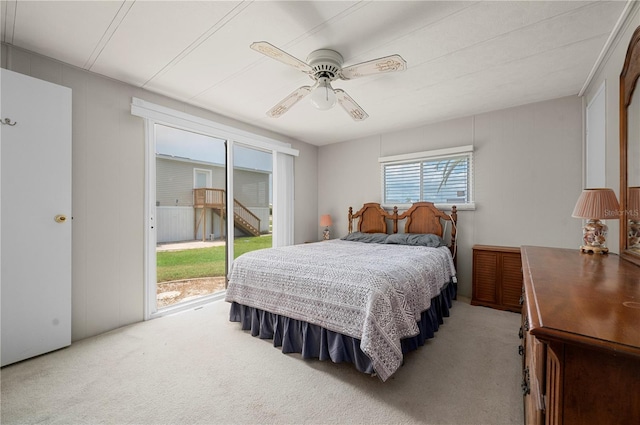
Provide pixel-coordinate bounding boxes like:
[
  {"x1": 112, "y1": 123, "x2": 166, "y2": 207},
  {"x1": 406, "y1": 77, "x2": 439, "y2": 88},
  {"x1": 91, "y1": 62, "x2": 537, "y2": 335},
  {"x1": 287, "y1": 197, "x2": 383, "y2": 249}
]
[{"x1": 0, "y1": 298, "x2": 523, "y2": 425}]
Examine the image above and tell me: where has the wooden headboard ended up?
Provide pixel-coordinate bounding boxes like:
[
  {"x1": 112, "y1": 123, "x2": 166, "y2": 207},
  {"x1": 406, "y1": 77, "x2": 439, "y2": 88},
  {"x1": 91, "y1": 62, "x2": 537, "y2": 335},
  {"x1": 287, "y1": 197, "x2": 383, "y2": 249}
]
[
  {"x1": 398, "y1": 202, "x2": 456, "y2": 237},
  {"x1": 348, "y1": 203, "x2": 397, "y2": 234},
  {"x1": 348, "y1": 202, "x2": 458, "y2": 264}
]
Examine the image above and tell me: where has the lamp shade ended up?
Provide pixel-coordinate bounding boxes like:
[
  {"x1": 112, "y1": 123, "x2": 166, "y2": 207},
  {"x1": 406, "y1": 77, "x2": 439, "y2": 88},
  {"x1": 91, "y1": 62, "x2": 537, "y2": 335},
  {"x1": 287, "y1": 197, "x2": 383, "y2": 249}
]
[
  {"x1": 572, "y1": 188, "x2": 620, "y2": 220},
  {"x1": 320, "y1": 214, "x2": 332, "y2": 227}
]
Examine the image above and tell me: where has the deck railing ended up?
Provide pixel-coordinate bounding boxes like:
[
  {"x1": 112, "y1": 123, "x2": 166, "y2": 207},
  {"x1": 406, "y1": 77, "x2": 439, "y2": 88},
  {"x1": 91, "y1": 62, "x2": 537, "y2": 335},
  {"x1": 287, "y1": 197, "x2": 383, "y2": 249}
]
[
  {"x1": 233, "y1": 198, "x2": 261, "y2": 233},
  {"x1": 193, "y1": 188, "x2": 261, "y2": 237},
  {"x1": 193, "y1": 188, "x2": 225, "y2": 208}
]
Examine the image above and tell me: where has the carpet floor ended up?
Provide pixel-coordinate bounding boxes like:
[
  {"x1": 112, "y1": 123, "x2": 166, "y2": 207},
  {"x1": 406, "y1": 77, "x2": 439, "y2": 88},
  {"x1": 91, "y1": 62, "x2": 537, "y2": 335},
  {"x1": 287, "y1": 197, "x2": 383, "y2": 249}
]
[{"x1": 1, "y1": 297, "x2": 523, "y2": 425}]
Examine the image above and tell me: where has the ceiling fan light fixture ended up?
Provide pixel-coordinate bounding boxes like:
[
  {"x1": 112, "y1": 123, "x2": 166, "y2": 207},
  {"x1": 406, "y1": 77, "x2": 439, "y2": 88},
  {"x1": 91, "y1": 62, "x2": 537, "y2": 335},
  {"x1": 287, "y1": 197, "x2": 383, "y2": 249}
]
[
  {"x1": 310, "y1": 78, "x2": 336, "y2": 110},
  {"x1": 251, "y1": 42, "x2": 405, "y2": 120}
]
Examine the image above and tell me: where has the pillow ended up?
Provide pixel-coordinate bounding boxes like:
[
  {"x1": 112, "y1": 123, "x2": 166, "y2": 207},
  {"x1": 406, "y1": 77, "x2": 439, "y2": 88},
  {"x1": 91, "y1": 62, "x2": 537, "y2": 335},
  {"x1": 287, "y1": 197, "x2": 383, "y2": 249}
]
[
  {"x1": 385, "y1": 233, "x2": 447, "y2": 248},
  {"x1": 341, "y1": 232, "x2": 389, "y2": 244}
]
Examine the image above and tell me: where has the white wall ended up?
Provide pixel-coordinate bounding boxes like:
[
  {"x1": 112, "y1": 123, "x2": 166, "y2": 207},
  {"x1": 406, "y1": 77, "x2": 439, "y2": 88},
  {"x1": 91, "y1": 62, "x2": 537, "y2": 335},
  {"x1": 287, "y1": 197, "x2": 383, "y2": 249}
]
[
  {"x1": 1, "y1": 45, "x2": 318, "y2": 341},
  {"x1": 582, "y1": 5, "x2": 640, "y2": 254},
  {"x1": 318, "y1": 96, "x2": 584, "y2": 298}
]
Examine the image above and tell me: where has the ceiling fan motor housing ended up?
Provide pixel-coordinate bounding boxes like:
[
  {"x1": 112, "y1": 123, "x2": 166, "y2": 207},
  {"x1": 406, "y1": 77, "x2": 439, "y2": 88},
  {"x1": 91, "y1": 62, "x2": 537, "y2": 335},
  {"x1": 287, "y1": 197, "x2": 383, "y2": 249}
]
[{"x1": 307, "y1": 49, "x2": 343, "y2": 81}]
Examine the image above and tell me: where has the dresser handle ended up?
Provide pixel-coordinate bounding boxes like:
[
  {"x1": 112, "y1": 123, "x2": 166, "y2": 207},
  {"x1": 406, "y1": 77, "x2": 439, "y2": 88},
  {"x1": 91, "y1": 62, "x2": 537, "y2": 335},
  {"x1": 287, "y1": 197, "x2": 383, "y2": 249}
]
[
  {"x1": 519, "y1": 326, "x2": 523, "y2": 339},
  {"x1": 519, "y1": 345, "x2": 524, "y2": 356},
  {"x1": 519, "y1": 294, "x2": 524, "y2": 305}
]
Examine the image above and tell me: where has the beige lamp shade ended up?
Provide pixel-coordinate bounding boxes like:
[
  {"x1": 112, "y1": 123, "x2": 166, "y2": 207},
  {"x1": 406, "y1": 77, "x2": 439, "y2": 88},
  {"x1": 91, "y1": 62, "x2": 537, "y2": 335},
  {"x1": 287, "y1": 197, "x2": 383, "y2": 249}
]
[
  {"x1": 572, "y1": 188, "x2": 620, "y2": 220},
  {"x1": 320, "y1": 214, "x2": 332, "y2": 227}
]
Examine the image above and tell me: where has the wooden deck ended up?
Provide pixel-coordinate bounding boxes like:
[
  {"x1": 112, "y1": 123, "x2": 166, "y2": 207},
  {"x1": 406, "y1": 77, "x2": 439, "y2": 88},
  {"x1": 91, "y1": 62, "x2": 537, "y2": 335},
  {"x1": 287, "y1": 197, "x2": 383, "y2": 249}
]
[{"x1": 193, "y1": 188, "x2": 261, "y2": 240}]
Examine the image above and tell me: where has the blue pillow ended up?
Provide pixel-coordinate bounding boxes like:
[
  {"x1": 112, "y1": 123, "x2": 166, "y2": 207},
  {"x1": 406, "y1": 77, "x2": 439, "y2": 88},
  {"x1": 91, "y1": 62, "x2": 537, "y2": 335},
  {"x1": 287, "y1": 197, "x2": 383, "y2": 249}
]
[
  {"x1": 385, "y1": 233, "x2": 446, "y2": 247},
  {"x1": 341, "y1": 232, "x2": 389, "y2": 243}
]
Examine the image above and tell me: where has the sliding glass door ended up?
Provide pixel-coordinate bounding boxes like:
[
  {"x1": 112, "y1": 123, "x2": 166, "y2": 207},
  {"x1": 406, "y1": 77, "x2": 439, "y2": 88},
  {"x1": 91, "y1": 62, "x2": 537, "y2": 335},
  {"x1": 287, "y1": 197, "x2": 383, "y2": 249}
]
[
  {"x1": 232, "y1": 144, "x2": 273, "y2": 262},
  {"x1": 133, "y1": 97, "x2": 297, "y2": 320},
  {"x1": 146, "y1": 126, "x2": 276, "y2": 317},
  {"x1": 154, "y1": 124, "x2": 227, "y2": 309}
]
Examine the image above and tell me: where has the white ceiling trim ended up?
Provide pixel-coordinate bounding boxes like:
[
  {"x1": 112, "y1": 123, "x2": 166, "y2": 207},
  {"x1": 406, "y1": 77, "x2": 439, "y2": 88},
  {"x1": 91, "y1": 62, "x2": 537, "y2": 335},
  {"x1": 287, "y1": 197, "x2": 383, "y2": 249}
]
[
  {"x1": 84, "y1": 0, "x2": 135, "y2": 70},
  {"x1": 141, "y1": 1, "x2": 251, "y2": 89},
  {"x1": 579, "y1": 0, "x2": 638, "y2": 97}
]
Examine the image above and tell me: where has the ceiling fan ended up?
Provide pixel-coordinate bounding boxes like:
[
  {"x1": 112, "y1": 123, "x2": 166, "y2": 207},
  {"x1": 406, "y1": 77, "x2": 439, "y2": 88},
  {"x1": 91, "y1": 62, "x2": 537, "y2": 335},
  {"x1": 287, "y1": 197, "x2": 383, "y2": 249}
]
[{"x1": 250, "y1": 41, "x2": 407, "y2": 121}]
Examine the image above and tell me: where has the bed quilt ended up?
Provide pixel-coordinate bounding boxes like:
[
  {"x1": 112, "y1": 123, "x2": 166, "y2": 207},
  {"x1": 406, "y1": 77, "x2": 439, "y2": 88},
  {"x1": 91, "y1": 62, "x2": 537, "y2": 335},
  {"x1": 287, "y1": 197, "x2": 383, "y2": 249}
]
[{"x1": 225, "y1": 239, "x2": 456, "y2": 381}]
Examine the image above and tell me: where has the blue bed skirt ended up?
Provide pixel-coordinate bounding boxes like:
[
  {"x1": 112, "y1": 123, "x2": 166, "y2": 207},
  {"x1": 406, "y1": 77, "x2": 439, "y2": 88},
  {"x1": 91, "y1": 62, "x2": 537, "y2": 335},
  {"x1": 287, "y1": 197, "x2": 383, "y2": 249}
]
[{"x1": 229, "y1": 280, "x2": 456, "y2": 377}]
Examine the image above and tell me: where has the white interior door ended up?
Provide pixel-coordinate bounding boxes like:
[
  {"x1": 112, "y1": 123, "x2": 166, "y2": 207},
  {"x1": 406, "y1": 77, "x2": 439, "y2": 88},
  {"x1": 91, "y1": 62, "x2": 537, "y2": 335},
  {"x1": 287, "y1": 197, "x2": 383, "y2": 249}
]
[{"x1": 1, "y1": 69, "x2": 72, "y2": 366}]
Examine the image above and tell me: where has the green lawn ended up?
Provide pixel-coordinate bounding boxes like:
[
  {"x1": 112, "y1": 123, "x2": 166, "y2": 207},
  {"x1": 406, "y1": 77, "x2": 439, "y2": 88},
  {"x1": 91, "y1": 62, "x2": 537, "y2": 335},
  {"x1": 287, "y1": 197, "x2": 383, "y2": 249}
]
[{"x1": 156, "y1": 235, "x2": 272, "y2": 282}]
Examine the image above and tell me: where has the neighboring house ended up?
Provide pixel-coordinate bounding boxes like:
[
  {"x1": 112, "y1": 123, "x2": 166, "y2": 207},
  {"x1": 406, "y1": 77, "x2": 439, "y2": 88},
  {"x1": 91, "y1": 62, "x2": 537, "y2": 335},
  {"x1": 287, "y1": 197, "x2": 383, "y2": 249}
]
[{"x1": 156, "y1": 154, "x2": 270, "y2": 243}]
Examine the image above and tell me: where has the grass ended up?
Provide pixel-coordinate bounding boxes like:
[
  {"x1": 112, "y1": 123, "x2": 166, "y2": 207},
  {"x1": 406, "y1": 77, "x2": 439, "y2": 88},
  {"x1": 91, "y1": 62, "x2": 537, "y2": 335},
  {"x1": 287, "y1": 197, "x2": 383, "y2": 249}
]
[{"x1": 156, "y1": 235, "x2": 272, "y2": 283}]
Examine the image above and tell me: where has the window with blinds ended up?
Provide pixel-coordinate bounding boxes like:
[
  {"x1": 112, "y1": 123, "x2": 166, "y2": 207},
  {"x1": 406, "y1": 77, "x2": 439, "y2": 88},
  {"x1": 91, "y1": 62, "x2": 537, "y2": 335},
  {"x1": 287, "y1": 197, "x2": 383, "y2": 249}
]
[{"x1": 380, "y1": 146, "x2": 474, "y2": 208}]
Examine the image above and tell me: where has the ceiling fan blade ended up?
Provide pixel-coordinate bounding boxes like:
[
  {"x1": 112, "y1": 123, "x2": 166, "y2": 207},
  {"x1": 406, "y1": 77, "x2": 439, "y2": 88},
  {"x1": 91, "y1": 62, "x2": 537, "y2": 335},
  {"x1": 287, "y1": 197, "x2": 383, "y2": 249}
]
[
  {"x1": 266, "y1": 86, "x2": 312, "y2": 118},
  {"x1": 340, "y1": 54, "x2": 407, "y2": 80},
  {"x1": 250, "y1": 41, "x2": 313, "y2": 74},
  {"x1": 335, "y1": 89, "x2": 369, "y2": 121}
]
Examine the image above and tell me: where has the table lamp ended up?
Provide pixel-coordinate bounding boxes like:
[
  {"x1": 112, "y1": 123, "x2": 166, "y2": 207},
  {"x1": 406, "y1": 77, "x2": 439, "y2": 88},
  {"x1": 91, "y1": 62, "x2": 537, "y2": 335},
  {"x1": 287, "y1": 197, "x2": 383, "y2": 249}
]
[
  {"x1": 571, "y1": 188, "x2": 620, "y2": 254},
  {"x1": 320, "y1": 214, "x2": 332, "y2": 240}
]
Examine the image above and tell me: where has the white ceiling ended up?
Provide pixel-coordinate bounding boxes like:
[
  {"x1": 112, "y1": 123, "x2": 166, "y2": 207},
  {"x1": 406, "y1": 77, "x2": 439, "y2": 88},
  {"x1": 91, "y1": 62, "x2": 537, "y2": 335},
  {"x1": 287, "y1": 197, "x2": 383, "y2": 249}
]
[{"x1": 0, "y1": 1, "x2": 629, "y2": 146}]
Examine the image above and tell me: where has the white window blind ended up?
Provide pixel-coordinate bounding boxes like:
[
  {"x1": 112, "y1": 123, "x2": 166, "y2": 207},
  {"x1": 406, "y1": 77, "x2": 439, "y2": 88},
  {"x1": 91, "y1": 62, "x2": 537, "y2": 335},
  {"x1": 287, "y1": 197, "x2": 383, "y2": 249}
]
[
  {"x1": 380, "y1": 145, "x2": 474, "y2": 209},
  {"x1": 272, "y1": 152, "x2": 295, "y2": 247}
]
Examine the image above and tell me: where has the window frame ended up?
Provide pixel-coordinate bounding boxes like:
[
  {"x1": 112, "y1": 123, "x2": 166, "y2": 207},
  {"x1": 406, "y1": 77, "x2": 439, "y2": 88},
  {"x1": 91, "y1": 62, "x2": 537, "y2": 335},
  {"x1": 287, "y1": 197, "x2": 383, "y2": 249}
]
[{"x1": 379, "y1": 145, "x2": 475, "y2": 210}]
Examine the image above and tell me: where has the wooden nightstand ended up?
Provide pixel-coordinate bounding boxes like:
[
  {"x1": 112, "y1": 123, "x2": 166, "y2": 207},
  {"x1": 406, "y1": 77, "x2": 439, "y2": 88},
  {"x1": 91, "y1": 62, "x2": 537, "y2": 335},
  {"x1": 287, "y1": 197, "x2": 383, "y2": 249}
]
[{"x1": 472, "y1": 245, "x2": 523, "y2": 312}]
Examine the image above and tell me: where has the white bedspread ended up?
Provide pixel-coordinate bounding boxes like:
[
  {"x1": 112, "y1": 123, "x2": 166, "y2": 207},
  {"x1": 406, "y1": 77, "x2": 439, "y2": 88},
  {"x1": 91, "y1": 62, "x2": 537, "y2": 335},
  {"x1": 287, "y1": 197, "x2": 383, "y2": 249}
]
[{"x1": 225, "y1": 239, "x2": 456, "y2": 381}]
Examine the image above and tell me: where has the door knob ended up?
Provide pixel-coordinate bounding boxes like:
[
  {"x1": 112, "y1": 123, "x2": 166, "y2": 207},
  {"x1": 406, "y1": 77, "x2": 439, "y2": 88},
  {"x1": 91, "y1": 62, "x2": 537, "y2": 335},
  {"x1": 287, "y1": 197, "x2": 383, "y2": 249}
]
[{"x1": 54, "y1": 214, "x2": 67, "y2": 223}]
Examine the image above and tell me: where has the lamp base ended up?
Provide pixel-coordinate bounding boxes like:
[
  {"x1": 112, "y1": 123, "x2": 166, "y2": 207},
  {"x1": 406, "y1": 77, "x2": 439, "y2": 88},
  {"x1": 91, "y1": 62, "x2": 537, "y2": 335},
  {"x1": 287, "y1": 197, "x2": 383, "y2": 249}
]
[
  {"x1": 580, "y1": 219, "x2": 609, "y2": 254},
  {"x1": 629, "y1": 220, "x2": 640, "y2": 248},
  {"x1": 579, "y1": 245, "x2": 609, "y2": 254}
]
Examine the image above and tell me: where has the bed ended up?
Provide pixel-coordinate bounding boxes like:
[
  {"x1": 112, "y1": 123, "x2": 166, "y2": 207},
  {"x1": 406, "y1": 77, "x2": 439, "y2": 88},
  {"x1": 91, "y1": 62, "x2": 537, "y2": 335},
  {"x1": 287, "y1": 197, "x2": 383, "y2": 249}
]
[{"x1": 225, "y1": 202, "x2": 458, "y2": 381}]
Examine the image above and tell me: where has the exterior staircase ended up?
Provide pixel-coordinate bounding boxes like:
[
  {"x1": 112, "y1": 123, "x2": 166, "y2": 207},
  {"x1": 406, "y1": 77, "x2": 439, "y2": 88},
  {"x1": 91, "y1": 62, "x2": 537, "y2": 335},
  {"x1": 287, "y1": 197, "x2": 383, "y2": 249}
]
[{"x1": 193, "y1": 188, "x2": 261, "y2": 240}]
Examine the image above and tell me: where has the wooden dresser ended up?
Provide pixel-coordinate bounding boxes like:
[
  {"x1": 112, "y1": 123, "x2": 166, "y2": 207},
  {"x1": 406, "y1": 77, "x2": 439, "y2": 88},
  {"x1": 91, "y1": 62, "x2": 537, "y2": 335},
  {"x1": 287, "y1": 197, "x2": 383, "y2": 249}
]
[
  {"x1": 520, "y1": 246, "x2": 640, "y2": 425},
  {"x1": 472, "y1": 245, "x2": 522, "y2": 312}
]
